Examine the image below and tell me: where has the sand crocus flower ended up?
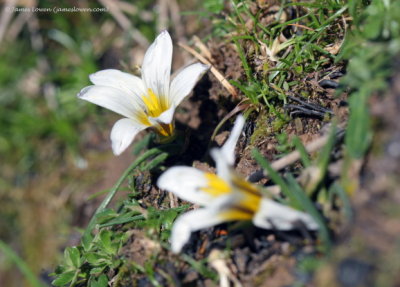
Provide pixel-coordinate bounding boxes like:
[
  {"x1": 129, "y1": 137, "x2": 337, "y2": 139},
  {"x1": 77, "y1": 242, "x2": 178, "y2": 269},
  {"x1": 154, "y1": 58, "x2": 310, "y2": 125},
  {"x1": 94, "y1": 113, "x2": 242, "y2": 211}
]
[
  {"x1": 78, "y1": 31, "x2": 209, "y2": 155},
  {"x1": 157, "y1": 115, "x2": 318, "y2": 253}
]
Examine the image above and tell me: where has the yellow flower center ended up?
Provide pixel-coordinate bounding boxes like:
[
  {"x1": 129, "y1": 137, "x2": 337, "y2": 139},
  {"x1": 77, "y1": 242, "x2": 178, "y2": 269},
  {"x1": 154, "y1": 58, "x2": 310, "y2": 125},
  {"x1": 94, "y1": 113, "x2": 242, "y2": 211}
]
[
  {"x1": 224, "y1": 174, "x2": 262, "y2": 221},
  {"x1": 142, "y1": 88, "x2": 167, "y2": 118},
  {"x1": 140, "y1": 88, "x2": 173, "y2": 137},
  {"x1": 202, "y1": 171, "x2": 262, "y2": 221},
  {"x1": 202, "y1": 173, "x2": 231, "y2": 197}
]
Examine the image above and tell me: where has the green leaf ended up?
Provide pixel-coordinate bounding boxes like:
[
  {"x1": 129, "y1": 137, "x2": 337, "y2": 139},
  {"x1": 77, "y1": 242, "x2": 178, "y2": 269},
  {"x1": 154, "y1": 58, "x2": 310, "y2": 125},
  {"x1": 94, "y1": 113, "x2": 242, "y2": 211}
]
[
  {"x1": 286, "y1": 174, "x2": 331, "y2": 251},
  {"x1": 141, "y1": 152, "x2": 169, "y2": 171},
  {"x1": 90, "y1": 274, "x2": 109, "y2": 287},
  {"x1": 99, "y1": 230, "x2": 114, "y2": 254},
  {"x1": 252, "y1": 149, "x2": 301, "y2": 209},
  {"x1": 330, "y1": 183, "x2": 353, "y2": 221},
  {"x1": 68, "y1": 247, "x2": 81, "y2": 268},
  {"x1": 98, "y1": 214, "x2": 145, "y2": 228},
  {"x1": 64, "y1": 247, "x2": 80, "y2": 269},
  {"x1": 0, "y1": 240, "x2": 45, "y2": 287},
  {"x1": 345, "y1": 90, "x2": 371, "y2": 158},
  {"x1": 95, "y1": 209, "x2": 118, "y2": 224},
  {"x1": 132, "y1": 133, "x2": 153, "y2": 155},
  {"x1": 292, "y1": 136, "x2": 311, "y2": 168},
  {"x1": 84, "y1": 148, "x2": 163, "y2": 239},
  {"x1": 52, "y1": 271, "x2": 76, "y2": 286},
  {"x1": 89, "y1": 267, "x2": 106, "y2": 275},
  {"x1": 204, "y1": 0, "x2": 224, "y2": 13},
  {"x1": 82, "y1": 232, "x2": 94, "y2": 252},
  {"x1": 85, "y1": 252, "x2": 105, "y2": 265},
  {"x1": 162, "y1": 209, "x2": 179, "y2": 229}
]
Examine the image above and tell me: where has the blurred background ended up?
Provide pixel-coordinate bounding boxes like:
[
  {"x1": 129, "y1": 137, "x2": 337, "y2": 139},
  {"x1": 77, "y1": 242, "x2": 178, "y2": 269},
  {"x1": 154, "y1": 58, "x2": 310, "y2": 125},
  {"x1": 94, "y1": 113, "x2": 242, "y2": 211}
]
[{"x1": 0, "y1": 0, "x2": 212, "y2": 285}]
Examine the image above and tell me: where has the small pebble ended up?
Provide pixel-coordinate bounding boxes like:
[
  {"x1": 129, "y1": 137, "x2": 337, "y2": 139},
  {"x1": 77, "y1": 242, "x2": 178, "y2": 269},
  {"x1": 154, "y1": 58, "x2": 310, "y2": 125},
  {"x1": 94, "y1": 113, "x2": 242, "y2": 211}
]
[
  {"x1": 319, "y1": 79, "x2": 339, "y2": 89},
  {"x1": 387, "y1": 140, "x2": 400, "y2": 158},
  {"x1": 337, "y1": 258, "x2": 374, "y2": 287}
]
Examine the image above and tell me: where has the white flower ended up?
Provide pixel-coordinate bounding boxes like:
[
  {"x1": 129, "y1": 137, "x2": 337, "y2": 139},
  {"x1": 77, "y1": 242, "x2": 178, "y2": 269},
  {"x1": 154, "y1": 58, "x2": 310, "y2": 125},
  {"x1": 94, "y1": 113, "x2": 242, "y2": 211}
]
[
  {"x1": 78, "y1": 31, "x2": 209, "y2": 155},
  {"x1": 157, "y1": 115, "x2": 318, "y2": 253}
]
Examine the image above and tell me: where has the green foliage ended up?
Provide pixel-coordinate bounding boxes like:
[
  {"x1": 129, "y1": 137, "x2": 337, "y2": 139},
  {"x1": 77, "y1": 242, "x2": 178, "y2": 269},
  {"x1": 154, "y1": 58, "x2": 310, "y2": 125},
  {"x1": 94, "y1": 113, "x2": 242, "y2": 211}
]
[
  {"x1": 51, "y1": 135, "x2": 191, "y2": 286},
  {"x1": 275, "y1": 133, "x2": 294, "y2": 154},
  {"x1": 204, "y1": 0, "x2": 225, "y2": 13},
  {"x1": 339, "y1": 0, "x2": 400, "y2": 160},
  {"x1": 292, "y1": 136, "x2": 311, "y2": 168},
  {"x1": 253, "y1": 147, "x2": 332, "y2": 250},
  {"x1": 90, "y1": 274, "x2": 109, "y2": 287},
  {"x1": 207, "y1": 0, "x2": 349, "y2": 112},
  {"x1": 52, "y1": 201, "x2": 189, "y2": 286},
  {"x1": 52, "y1": 231, "x2": 126, "y2": 286},
  {"x1": 344, "y1": 90, "x2": 371, "y2": 159},
  {"x1": 252, "y1": 124, "x2": 339, "y2": 253},
  {"x1": 83, "y1": 146, "x2": 169, "y2": 240}
]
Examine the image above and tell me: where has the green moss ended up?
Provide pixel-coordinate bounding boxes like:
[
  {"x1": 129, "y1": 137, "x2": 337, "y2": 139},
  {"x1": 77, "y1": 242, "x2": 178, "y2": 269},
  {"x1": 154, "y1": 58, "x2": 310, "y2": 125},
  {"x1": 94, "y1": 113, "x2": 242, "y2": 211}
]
[{"x1": 249, "y1": 112, "x2": 272, "y2": 146}]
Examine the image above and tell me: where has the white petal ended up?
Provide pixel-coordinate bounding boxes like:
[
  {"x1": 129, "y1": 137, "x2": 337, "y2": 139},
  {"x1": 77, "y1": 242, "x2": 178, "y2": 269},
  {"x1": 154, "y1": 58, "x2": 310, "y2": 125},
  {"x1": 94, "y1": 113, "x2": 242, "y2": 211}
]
[
  {"x1": 110, "y1": 118, "x2": 147, "y2": 155},
  {"x1": 210, "y1": 148, "x2": 232, "y2": 183},
  {"x1": 142, "y1": 30, "x2": 172, "y2": 101},
  {"x1": 253, "y1": 199, "x2": 319, "y2": 230},
  {"x1": 157, "y1": 167, "x2": 215, "y2": 205},
  {"x1": 148, "y1": 105, "x2": 175, "y2": 125},
  {"x1": 171, "y1": 207, "x2": 226, "y2": 253},
  {"x1": 89, "y1": 69, "x2": 146, "y2": 102},
  {"x1": 169, "y1": 63, "x2": 210, "y2": 106},
  {"x1": 220, "y1": 115, "x2": 245, "y2": 165},
  {"x1": 77, "y1": 85, "x2": 143, "y2": 119}
]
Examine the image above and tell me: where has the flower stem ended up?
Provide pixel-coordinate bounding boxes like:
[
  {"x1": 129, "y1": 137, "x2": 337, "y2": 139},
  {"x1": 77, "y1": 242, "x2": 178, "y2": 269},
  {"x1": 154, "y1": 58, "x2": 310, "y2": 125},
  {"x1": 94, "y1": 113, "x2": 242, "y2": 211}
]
[{"x1": 83, "y1": 148, "x2": 163, "y2": 239}]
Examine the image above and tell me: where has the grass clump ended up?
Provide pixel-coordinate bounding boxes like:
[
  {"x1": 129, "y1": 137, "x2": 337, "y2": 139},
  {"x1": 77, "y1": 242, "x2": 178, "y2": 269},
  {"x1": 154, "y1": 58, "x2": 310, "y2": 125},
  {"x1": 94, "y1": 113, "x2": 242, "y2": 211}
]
[{"x1": 207, "y1": 0, "x2": 349, "y2": 109}]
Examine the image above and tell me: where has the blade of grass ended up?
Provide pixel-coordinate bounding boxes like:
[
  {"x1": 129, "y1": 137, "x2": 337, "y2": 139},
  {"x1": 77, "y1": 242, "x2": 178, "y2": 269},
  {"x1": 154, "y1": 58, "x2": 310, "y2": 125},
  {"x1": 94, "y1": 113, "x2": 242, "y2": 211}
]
[
  {"x1": 345, "y1": 89, "x2": 371, "y2": 159},
  {"x1": 99, "y1": 214, "x2": 145, "y2": 228},
  {"x1": 232, "y1": 38, "x2": 254, "y2": 82},
  {"x1": 330, "y1": 182, "x2": 353, "y2": 221},
  {"x1": 0, "y1": 240, "x2": 45, "y2": 287},
  {"x1": 286, "y1": 174, "x2": 331, "y2": 251},
  {"x1": 292, "y1": 136, "x2": 312, "y2": 167},
  {"x1": 317, "y1": 123, "x2": 337, "y2": 175},
  {"x1": 83, "y1": 148, "x2": 163, "y2": 239},
  {"x1": 141, "y1": 152, "x2": 169, "y2": 171},
  {"x1": 252, "y1": 148, "x2": 301, "y2": 209}
]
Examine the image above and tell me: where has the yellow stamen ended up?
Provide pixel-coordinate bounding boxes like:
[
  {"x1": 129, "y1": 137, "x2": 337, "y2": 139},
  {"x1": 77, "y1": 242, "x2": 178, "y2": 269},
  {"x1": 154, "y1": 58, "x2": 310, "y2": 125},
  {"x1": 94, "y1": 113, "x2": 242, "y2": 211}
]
[
  {"x1": 220, "y1": 207, "x2": 254, "y2": 221},
  {"x1": 157, "y1": 122, "x2": 174, "y2": 137},
  {"x1": 202, "y1": 173, "x2": 231, "y2": 197},
  {"x1": 221, "y1": 175, "x2": 262, "y2": 221},
  {"x1": 142, "y1": 88, "x2": 167, "y2": 118},
  {"x1": 137, "y1": 112, "x2": 152, "y2": 126},
  {"x1": 140, "y1": 88, "x2": 174, "y2": 137},
  {"x1": 231, "y1": 175, "x2": 260, "y2": 197}
]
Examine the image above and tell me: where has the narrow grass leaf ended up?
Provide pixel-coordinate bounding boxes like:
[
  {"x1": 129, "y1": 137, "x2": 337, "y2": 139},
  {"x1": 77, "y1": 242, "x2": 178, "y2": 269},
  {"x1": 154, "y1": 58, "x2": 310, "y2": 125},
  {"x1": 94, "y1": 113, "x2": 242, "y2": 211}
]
[
  {"x1": 233, "y1": 39, "x2": 253, "y2": 81},
  {"x1": 286, "y1": 174, "x2": 331, "y2": 251},
  {"x1": 141, "y1": 152, "x2": 169, "y2": 171},
  {"x1": 252, "y1": 149, "x2": 301, "y2": 209},
  {"x1": 292, "y1": 136, "x2": 312, "y2": 167},
  {"x1": 317, "y1": 123, "x2": 337, "y2": 175},
  {"x1": 98, "y1": 214, "x2": 145, "y2": 228},
  {"x1": 345, "y1": 90, "x2": 371, "y2": 159},
  {"x1": 83, "y1": 148, "x2": 163, "y2": 238},
  {"x1": 330, "y1": 183, "x2": 353, "y2": 221},
  {"x1": 0, "y1": 240, "x2": 45, "y2": 287},
  {"x1": 132, "y1": 134, "x2": 153, "y2": 156}
]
